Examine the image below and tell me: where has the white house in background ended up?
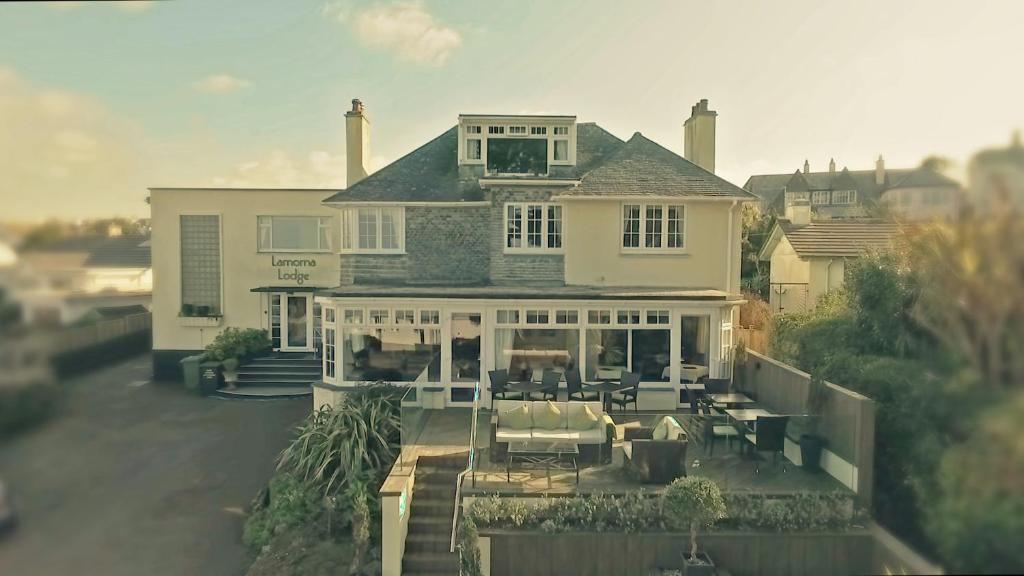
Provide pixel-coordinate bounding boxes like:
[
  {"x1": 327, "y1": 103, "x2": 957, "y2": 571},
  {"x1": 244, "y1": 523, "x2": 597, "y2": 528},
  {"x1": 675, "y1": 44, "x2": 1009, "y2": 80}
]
[
  {"x1": 968, "y1": 131, "x2": 1024, "y2": 213},
  {"x1": 15, "y1": 231, "x2": 152, "y2": 326},
  {"x1": 758, "y1": 201, "x2": 900, "y2": 314}
]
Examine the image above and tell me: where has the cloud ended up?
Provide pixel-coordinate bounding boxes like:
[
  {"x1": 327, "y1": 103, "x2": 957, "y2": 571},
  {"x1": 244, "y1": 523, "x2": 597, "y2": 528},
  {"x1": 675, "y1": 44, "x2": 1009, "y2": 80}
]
[
  {"x1": 210, "y1": 150, "x2": 347, "y2": 189},
  {"x1": 192, "y1": 74, "x2": 251, "y2": 94},
  {"x1": 339, "y1": 1, "x2": 462, "y2": 66},
  {"x1": 0, "y1": 67, "x2": 148, "y2": 220}
]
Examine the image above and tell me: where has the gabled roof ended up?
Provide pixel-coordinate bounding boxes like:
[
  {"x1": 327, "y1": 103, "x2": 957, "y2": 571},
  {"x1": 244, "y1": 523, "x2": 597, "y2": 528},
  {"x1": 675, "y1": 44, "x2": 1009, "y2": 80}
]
[
  {"x1": 83, "y1": 234, "x2": 151, "y2": 268},
  {"x1": 559, "y1": 132, "x2": 754, "y2": 199},
  {"x1": 324, "y1": 123, "x2": 751, "y2": 203},
  {"x1": 889, "y1": 167, "x2": 959, "y2": 189},
  {"x1": 744, "y1": 165, "x2": 958, "y2": 209},
  {"x1": 759, "y1": 219, "x2": 900, "y2": 260}
]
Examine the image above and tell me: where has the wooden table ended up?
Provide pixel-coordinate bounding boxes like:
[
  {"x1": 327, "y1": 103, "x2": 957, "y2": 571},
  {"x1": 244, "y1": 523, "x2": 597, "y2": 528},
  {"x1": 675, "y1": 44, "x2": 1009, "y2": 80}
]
[
  {"x1": 708, "y1": 393, "x2": 755, "y2": 408},
  {"x1": 507, "y1": 380, "x2": 554, "y2": 400},
  {"x1": 584, "y1": 380, "x2": 632, "y2": 412}
]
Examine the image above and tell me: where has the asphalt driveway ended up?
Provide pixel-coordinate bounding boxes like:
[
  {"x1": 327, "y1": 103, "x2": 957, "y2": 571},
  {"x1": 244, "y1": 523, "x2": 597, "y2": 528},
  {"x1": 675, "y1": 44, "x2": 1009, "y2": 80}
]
[{"x1": 0, "y1": 354, "x2": 310, "y2": 576}]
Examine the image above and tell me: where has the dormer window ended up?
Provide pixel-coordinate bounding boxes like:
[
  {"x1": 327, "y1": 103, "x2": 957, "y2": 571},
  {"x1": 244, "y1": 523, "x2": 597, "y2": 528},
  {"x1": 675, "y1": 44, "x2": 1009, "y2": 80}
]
[
  {"x1": 488, "y1": 139, "x2": 548, "y2": 176},
  {"x1": 459, "y1": 115, "x2": 577, "y2": 171}
]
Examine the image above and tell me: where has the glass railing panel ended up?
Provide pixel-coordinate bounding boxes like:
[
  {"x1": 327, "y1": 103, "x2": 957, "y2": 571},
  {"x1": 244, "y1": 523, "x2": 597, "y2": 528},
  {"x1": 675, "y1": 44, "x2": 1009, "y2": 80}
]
[{"x1": 399, "y1": 385, "x2": 426, "y2": 470}]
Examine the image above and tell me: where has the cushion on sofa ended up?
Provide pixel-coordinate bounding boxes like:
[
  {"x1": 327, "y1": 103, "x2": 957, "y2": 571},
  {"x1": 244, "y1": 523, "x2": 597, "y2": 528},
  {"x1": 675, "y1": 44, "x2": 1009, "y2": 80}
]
[
  {"x1": 567, "y1": 403, "x2": 599, "y2": 431},
  {"x1": 532, "y1": 429, "x2": 574, "y2": 441},
  {"x1": 652, "y1": 420, "x2": 669, "y2": 440},
  {"x1": 500, "y1": 404, "x2": 532, "y2": 430},
  {"x1": 533, "y1": 401, "x2": 564, "y2": 430},
  {"x1": 495, "y1": 429, "x2": 533, "y2": 442},
  {"x1": 560, "y1": 427, "x2": 604, "y2": 444}
]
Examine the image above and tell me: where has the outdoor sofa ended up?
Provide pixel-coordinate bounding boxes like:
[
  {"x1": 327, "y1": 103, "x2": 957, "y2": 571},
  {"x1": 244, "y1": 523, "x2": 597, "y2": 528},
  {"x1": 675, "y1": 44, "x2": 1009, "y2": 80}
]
[
  {"x1": 622, "y1": 415, "x2": 688, "y2": 484},
  {"x1": 489, "y1": 400, "x2": 614, "y2": 464}
]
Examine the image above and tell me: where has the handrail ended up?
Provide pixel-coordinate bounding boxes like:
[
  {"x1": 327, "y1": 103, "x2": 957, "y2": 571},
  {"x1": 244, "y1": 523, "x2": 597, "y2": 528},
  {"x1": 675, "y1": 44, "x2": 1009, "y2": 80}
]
[{"x1": 451, "y1": 379, "x2": 480, "y2": 553}]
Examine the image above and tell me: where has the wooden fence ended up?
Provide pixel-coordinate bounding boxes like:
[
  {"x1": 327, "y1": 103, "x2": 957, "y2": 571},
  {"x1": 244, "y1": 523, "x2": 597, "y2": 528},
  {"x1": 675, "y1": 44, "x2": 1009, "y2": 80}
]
[
  {"x1": 735, "y1": 350, "x2": 876, "y2": 508},
  {"x1": 480, "y1": 522, "x2": 940, "y2": 576},
  {"x1": 735, "y1": 326, "x2": 768, "y2": 354},
  {"x1": 48, "y1": 312, "x2": 152, "y2": 376}
]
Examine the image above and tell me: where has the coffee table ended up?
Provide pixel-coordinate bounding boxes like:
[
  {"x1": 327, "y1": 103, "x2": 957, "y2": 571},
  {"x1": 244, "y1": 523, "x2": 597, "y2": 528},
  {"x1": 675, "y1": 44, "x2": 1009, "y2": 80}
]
[{"x1": 506, "y1": 440, "x2": 579, "y2": 487}]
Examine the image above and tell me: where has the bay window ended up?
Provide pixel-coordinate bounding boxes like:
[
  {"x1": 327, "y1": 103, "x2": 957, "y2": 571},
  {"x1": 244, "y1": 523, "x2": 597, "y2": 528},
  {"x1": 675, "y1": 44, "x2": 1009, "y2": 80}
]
[
  {"x1": 341, "y1": 207, "x2": 404, "y2": 253},
  {"x1": 257, "y1": 216, "x2": 332, "y2": 252},
  {"x1": 622, "y1": 203, "x2": 685, "y2": 251},
  {"x1": 505, "y1": 203, "x2": 563, "y2": 252}
]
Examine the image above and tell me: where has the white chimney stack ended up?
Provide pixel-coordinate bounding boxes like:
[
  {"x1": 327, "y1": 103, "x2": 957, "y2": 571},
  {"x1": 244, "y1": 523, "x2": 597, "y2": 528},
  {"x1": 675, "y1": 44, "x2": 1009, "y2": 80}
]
[
  {"x1": 785, "y1": 197, "x2": 812, "y2": 226},
  {"x1": 684, "y1": 98, "x2": 717, "y2": 173},
  {"x1": 875, "y1": 155, "x2": 885, "y2": 185},
  {"x1": 345, "y1": 99, "x2": 370, "y2": 187}
]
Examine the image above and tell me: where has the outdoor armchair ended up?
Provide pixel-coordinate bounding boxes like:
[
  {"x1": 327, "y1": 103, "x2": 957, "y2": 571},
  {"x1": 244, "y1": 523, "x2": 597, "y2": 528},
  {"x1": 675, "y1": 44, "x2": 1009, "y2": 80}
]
[{"x1": 622, "y1": 416, "x2": 688, "y2": 484}]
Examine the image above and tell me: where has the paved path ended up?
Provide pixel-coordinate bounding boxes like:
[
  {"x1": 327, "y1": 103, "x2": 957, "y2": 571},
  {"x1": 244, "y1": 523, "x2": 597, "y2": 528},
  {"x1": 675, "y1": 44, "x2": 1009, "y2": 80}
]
[{"x1": 0, "y1": 354, "x2": 310, "y2": 576}]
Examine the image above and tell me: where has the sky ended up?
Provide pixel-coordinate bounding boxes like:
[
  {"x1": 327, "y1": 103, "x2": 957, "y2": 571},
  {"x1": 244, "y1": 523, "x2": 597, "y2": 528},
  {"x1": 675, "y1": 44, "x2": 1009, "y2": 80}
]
[{"x1": 1, "y1": 0, "x2": 1022, "y2": 221}]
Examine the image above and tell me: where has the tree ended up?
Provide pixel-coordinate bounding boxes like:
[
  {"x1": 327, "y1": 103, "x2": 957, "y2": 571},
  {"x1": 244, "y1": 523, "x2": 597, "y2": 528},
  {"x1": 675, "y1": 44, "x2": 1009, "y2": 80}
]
[
  {"x1": 663, "y1": 477, "x2": 727, "y2": 562},
  {"x1": 740, "y1": 204, "x2": 774, "y2": 299}
]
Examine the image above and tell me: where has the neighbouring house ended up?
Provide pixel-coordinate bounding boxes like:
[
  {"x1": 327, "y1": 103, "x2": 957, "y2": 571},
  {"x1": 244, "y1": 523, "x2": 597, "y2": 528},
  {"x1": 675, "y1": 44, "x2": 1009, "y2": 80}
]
[
  {"x1": 314, "y1": 98, "x2": 755, "y2": 410},
  {"x1": 744, "y1": 156, "x2": 960, "y2": 222},
  {"x1": 967, "y1": 131, "x2": 1024, "y2": 213},
  {"x1": 757, "y1": 201, "x2": 899, "y2": 314},
  {"x1": 14, "y1": 229, "x2": 152, "y2": 326}
]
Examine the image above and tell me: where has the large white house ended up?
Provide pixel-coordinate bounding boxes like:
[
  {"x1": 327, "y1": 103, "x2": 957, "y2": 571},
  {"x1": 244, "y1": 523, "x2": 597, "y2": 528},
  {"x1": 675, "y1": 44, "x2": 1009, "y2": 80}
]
[{"x1": 151, "y1": 99, "x2": 757, "y2": 410}]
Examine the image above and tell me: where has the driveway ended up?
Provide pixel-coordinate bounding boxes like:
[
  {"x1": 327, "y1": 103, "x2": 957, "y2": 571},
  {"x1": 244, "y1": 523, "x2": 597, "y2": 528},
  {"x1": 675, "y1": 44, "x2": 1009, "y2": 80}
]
[{"x1": 0, "y1": 354, "x2": 310, "y2": 576}]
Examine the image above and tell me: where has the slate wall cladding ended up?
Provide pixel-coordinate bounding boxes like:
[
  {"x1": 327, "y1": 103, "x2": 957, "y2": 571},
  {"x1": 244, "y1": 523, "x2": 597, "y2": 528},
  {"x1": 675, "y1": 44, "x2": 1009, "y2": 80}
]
[
  {"x1": 405, "y1": 205, "x2": 490, "y2": 285},
  {"x1": 339, "y1": 253, "x2": 407, "y2": 285},
  {"x1": 487, "y1": 188, "x2": 565, "y2": 286}
]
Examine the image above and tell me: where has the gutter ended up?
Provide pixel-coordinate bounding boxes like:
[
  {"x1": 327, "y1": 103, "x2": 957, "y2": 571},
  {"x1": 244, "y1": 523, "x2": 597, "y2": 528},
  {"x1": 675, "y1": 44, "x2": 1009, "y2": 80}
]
[{"x1": 726, "y1": 200, "x2": 739, "y2": 292}]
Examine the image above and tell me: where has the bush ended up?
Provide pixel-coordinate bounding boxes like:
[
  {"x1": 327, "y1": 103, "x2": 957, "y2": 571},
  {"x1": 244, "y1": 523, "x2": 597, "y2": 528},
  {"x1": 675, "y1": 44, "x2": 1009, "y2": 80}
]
[
  {"x1": 244, "y1": 473, "x2": 324, "y2": 550},
  {"x1": 202, "y1": 327, "x2": 271, "y2": 363},
  {"x1": 664, "y1": 477, "x2": 727, "y2": 559},
  {"x1": 0, "y1": 381, "x2": 60, "y2": 437}
]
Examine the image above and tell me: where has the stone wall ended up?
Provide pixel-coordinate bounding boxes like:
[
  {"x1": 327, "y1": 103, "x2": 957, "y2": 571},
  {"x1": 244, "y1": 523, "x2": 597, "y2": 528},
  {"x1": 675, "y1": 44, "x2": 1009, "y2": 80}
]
[
  {"x1": 487, "y1": 188, "x2": 564, "y2": 286},
  {"x1": 405, "y1": 205, "x2": 490, "y2": 285}
]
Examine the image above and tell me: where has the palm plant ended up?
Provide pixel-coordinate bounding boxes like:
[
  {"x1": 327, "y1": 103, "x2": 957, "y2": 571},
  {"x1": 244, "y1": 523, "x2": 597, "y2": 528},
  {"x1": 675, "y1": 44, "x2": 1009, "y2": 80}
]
[{"x1": 276, "y1": 382, "x2": 403, "y2": 498}]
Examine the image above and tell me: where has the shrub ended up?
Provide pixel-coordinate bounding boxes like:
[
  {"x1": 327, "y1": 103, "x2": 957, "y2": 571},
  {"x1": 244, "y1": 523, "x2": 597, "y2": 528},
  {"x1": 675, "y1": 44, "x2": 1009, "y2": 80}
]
[
  {"x1": 0, "y1": 381, "x2": 60, "y2": 437},
  {"x1": 243, "y1": 473, "x2": 323, "y2": 550},
  {"x1": 202, "y1": 327, "x2": 271, "y2": 362},
  {"x1": 723, "y1": 492, "x2": 856, "y2": 531}
]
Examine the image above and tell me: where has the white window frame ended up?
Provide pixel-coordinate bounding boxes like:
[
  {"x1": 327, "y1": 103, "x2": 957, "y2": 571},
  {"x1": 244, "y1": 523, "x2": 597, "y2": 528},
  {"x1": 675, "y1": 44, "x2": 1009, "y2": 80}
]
[
  {"x1": 340, "y1": 207, "x2": 405, "y2": 254},
  {"x1": 811, "y1": 191, "x2": 830, "y2": 205},
  {"x1": 831, "y1": 190, "x2": 857, "y2": 205},
  {"x1": 620, "y1": 203, "x2": 686, "y2": 253},
  {"x1": 504, "y1": 202, "x2": 564, "y2": 253},
  {"x1": 257, "y1": 215, "x2": 333, "y2": 253}
]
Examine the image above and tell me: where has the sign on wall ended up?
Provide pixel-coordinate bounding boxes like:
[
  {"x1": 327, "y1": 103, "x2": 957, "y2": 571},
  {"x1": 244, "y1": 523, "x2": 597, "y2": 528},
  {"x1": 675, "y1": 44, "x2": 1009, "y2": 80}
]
[{"x1": 271, "y1": 255, "x2": 317, "y2": 285}]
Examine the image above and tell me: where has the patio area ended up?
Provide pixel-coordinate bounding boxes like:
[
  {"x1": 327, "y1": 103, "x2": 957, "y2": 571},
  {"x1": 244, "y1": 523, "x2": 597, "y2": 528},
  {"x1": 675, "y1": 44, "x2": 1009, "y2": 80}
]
[{"x1": 401, "y1": 407, "x2": 851, "y2": 497}]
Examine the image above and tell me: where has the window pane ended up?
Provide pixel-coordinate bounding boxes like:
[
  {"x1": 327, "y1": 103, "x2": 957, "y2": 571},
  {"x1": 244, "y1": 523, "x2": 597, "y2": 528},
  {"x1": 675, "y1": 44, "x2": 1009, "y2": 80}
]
[
  {"x1": 395, "y1": 309, "x2": 415, "y2": 324},
  {"x1": 420, "y1": 310, "x2": 440, "y2": 325},
  {"x1": 555, "y1": 310, "x2": 578, "y2": 324},
  {"x1": 617, "y1": 310, "x2": 640, "y2": 324},
  {"x1": 497, "y1": 310, "x2": 520, "y2": 324},
  {"x1": 269, "y1": 217, "x2": 319, "y2": 251},
  {"x1": 487, "y1": 138, "x2": 548, "y2": 175},
  {"x1": 506, "y1": 205, "x2": 522, "y2": 248},
  {"x1": 526, "y1": 205, "x2": 543, "y2": 247},
  {"x1": 258, "y1": 216, "x2": 272, "y2": 251},
  {"x1": 623, "y1": 205, "x2": 641, "y2": 247},
  {"x1": 585, "y1": 329, "x2": 628, "y2": 381},
  {"x1": 467, "y1": 139, "x2": 481, "y2": 160},
  {"x1": 680, "y1": 315, "x2": 711, "y2": 371},
  {"x1": 342, "y1": 327, "x2": 441, "y2": 383},
  {"x1": 358, "y1": 209, "x2": 377, "y2": 249},
  {"x1": 318, "y1": 218, "x2": 332, "y2": 250},
  {"x1": 645, "y1": 205, "x2": 663, "y2": 248},
  {"x1": 343, "y1": 308, "x2": 363, "y2": 324},
  {"x1": 451, "y1": 313, "x2": 482, "y2": 383},
  {"x1": 667, "y1": 206, "x2": 683, "y2": 248},
  {"x1": 632, "y1": 329, "x2": 670, "y2": 381},
  {"x1": 381, "y1": 209, "x2": 398, "y2": 250},
  {"x1": 587, "y1": 310, "x2": 611, "y2": 324},
  {"x1": 526, "y1": 310, "x2": 549, "y2": 324},
  {"x1": 547, "y1": 205, "x2": 562, "y2": 248},
  {"x1": 494, "y1": 328, "x2": 579, "y2": 383},
  {"x1": 553, "y1": 139, "x2": 568, "y2": 161}
]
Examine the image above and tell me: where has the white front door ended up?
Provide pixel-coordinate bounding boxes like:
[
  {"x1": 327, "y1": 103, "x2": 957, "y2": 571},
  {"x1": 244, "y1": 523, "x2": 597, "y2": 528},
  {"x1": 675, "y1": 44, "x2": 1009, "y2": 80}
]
[{"x1": 271, "y1": 293, "x2": 313, "y2": 352}]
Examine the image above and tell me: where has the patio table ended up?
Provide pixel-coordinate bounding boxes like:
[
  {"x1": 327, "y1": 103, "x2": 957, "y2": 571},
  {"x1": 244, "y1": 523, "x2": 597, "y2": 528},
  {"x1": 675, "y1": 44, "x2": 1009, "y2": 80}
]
[
  {"x1": 507, "y1": 380, "x2": 555, "y2": 400},
  {"x1": 584, "y1": 380, "x2": 632, "y2": 412},
  {"x1": 660, "y1": 363, "x2": 710, "y2": 383},
  {"x1": 724, "y1": 408, "x2": 773, "y2": 424},
  {"x1": 506, "y1": 440, "x2": 579, "y2": 487},
  {"x1": 708, "y1": 393, "x2": 755, "y2": 408}
]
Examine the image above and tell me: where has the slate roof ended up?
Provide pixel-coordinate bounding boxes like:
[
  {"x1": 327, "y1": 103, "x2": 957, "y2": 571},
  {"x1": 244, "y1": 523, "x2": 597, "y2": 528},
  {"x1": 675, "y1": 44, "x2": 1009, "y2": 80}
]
[
  {"x1": 321, "y1": 283, "x2": 738, "y2": 301},
  {"x1": 83, "y1": 234, "x2": 151, "y2": 268},
  {"x1": 774, "y1": 219, "x2": 900, "y2": 258},
  {"x1": 562, "y1": 132, "x2": 754, "y2": 199},
  {"x1": 744, "y1": 166, "x2": 958, "y2": 209},
  {"x1": 324, "y1": 122, "x2": 752, "y2": 203}
]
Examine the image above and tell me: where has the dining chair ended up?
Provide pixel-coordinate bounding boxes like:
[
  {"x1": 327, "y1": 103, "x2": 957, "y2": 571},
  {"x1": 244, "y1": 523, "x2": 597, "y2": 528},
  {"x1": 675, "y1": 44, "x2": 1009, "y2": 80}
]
[
  {"x1": 698, "y1": 396, "x2": 740, "y2": 457},
  {"x1": 743, "y1": 415, "x2": 790, "y2": 474},
  {"x1": 566, "y1": 368, "x2": 599, "y2": 402},
  {"x1": 530, "y1": 369, "x2": 560, "y2": 401},
  {"x1": 487, "y1": 369, "x2": 512, "y2": 410},
  {"x1": 610, "y1": 371, "x2": 641, "y2": 413}
]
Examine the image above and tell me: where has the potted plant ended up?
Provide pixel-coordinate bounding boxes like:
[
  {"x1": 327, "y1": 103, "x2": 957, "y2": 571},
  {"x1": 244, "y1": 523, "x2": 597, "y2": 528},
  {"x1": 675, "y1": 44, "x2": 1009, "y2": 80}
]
[
  {"x1": 800, "y1": 374, "x2": 829, "y2": 472},
  {"x1": 663, "y1": 476, "x2": 727, "y2": 576},
  {"x1": 195, "y1": 304, "x2": 211, "y2": 317},
  {"x1": 180, "y1": 303, "x2": 195, "y2": 317}
]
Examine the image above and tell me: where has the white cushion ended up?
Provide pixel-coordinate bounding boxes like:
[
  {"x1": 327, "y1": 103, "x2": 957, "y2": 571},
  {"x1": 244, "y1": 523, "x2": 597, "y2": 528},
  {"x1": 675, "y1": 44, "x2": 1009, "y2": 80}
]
[
  {"x1": 532, "y1": 429, "x2": 574, "y2": 441},
  {"x1": 564, "y1": 427, "x2": 604, "y2": 444},
  {"x1": 496, "y1": 429, "x2": 533, "y2": 441},
  {"x1": 531, "y1": 401, "x2": 567, "y2": 430}
]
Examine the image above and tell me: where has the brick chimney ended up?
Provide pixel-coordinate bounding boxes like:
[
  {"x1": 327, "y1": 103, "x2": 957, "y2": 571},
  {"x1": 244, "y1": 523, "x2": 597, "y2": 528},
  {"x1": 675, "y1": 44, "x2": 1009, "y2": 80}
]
[
  {"x1": 684, "y1": 99, "x2": 717, "y2": 173},
  {"x1": 829, "y1": 158, "x2": 836, "y2": 173},
  {"x1": 345, "y1": 99, "x2": 370, "y2": 187},
  {"x1": 803, "y1": 159, "x2": 810, "y2": 174}
]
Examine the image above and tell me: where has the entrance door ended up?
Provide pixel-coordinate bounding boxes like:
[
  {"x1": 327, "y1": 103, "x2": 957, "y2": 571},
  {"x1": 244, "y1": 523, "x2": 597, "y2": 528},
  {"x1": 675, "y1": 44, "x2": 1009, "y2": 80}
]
[
  {"x1": 450, "y1": 311, "x2": 483, "y2": 404},
  {"x1": 271, "y1": 293, "x2": 314, "y2": 352}
]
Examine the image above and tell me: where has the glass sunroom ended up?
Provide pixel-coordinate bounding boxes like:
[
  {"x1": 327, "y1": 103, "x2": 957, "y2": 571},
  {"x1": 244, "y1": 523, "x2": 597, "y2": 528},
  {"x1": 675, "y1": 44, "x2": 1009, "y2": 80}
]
[{"x1": 316, "y1": 286, "x2": 739, "y2": 410}]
